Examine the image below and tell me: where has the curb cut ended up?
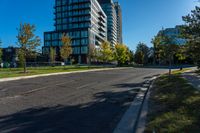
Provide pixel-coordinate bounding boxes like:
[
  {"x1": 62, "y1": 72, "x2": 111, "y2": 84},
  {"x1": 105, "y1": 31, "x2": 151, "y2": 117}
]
[
  {"x1": 0, "y1": 67, "x2": 130, "y2": 83},
  {"x1": 113, "y1": 77, "x2": 156, "y2": 133}
]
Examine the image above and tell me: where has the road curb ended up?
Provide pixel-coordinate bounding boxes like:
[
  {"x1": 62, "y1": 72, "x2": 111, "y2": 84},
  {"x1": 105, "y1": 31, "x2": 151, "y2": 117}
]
[
  {"x1": 135, "y1": 78, "x2": 156, "y2": 133},
  {"x1": 113, "y1": 77, "x2": 156, "y2": 133},
  {"x1": 0, "y1": 67, "x2": 130, "y2": 83}
]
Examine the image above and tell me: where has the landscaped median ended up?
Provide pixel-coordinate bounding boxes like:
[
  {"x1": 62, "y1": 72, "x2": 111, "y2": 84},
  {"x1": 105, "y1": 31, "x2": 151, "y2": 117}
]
[
  {"x1": 145, "y1": 69, "x2": 200, "y2": 132},
  {"x1": 0, "y1": 65, "x2": 115, "y2": 79}
]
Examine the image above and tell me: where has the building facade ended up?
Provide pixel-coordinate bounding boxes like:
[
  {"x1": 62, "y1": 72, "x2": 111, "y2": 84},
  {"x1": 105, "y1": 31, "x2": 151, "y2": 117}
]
[
  {"x1": 43, "y1": 0, "x2": 107, "y2": 64},
  {"x1": 159, "y1": 26, "x2": 186, "y2": 45},
  {"x1": 114, "y1": 2, "x2": 123, "y2": 44},
  {"x1": 2, "y1": 47, "x2": 19, "y2": 67},
  {"x1": 98, "y1": 0, "x2": 117, "y2": 47}
]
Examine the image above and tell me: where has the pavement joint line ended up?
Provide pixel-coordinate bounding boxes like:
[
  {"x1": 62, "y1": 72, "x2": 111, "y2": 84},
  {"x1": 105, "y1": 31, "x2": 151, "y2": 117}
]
[
  {"x1": 20, "y1": 80, "x2": 76, "y2": 96},
  {"x1": 0, "y1": 67, "x2": 130, "y2": 83},
  {"x1": 0, "y1": 95, "x2": 21, "y2": 102},
  {"x1": 113, "y1": 76, "x2": 157, "y2": 133},
  {"x1": 0, "y1": 80, "x2": 76, "y2": 101}
]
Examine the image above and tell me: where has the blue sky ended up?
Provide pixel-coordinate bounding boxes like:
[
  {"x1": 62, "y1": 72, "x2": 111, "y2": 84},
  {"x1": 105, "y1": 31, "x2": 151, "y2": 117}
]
[{"x1": 0, "y1": 0, "x2": 199, "y2": 51}]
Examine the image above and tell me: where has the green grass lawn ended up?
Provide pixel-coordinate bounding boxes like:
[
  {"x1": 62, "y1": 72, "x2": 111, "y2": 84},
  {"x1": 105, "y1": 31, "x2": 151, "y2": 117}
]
[
  {"x1": 145, "y1": 71, "x2": 200, "y2": 133},
  {"x1": 0, "y1": 65, "x2": 108, "y2": 79}
]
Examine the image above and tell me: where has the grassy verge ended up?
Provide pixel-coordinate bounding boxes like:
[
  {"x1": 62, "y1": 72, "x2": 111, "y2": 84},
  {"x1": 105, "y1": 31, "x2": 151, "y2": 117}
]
[
  {"x1": 0, "y1": 65, "x2": 110, "y2": 79},
  {"x1": 145, "y1": 70, "x2": 200, "y2": 133}
]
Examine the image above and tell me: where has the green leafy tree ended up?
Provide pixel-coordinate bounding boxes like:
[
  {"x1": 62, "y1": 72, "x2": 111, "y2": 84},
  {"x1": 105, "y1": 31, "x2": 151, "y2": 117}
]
[
  {"x1": 60, "y1": 33, "x2": 72, "y2": 64},
  {"x1": 176, "y1": 45, "x2": 187, "y2": 69},
  {"x1": 16, "y1": 23, "x2": 41, "y2": 73},
  {"x1": 181, "y1": 6, "x2": 200, "y2": 68},
  {"x1": 98, "y1": 41, "x2": 113, "y2": 63},
  {"x1": 17, "y1": 49, "x2": 25, "y2": 68},
  {"x1": 157, "y1": 32, "x2": 179, "y2": 77},
  {"x1": 114, "y1": 43, "x2": 129, "y2": 66},
  {"x1": 134, "y1": 42, "x2": 150, "y2": 65},
  {"x1": 135, "y1": 51, "x2": 144, "y2": 64},
  {"x1": 152, "y1": 35, "x2": 163, "y2": 65},
  {"x1": 49, "y1": 47, "x2": 56, "y2": 66},
  {"x1": 128, "y1": 49, "x2": 134, "y2": 64}
]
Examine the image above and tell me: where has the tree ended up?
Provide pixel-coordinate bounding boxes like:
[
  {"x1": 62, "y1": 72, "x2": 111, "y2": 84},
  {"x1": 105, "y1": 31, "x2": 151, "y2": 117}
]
[
  {"x1": 60, "y1": 33, "x2": 72, "y2": 64},
  {"x1": 176, "y1": 45, "x2": 187, "y2": 69},
  {"x1": 17, "y1": 49, "x2": 25, "y2": 68},
  {"x1": 134, "y1": 42, "x2": 150, "y2": 65},
  {"x1": 156, "y1": 32, "x2": 179, "y2": 77},
  {"x1": 128, "y1": 49, "x2": 135, "y2": 64},
  {"x1": 148, "y1": 47, "x2": 155, "y2": 65},
  {"x1": 0, "y1": 39, "x2": 2, "y2": 64},
  {"x1": 181, "y1": 6, "x2": 200, "y2": 68},
  {"x1": 16, "y1": 23, "x2": 41, "y2": 73},
  {"x1": 152, "y1": 35, "x2": 163, "y2": 65},
  {"x1": 88, "y1": 44, "x2": 97, "y2": 64},
  {"x1": 49, "y1": 47, "x2": 56, "y2": 66},
  {"x1": 98, "y1": 41, "x2": 113, "y2": 63},
  {"x1": 114, "y1": 43, "x2": 129, "y2": 66},
  {"x1": 135, "y1": 51, "x2": 144, "y2": 64}
]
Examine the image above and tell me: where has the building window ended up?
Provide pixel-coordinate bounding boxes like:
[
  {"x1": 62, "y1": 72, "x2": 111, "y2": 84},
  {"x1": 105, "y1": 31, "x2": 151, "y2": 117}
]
[
  {"x1": 52, "y1": 41, "x2": 58, "y2": 46},
  {"x1": 45, "y1": 34, "x2": 51, "y2": 41},
  {"x1": 81, "y1": 46, "x2": 88, "y2": 54},
  {"x1": 73, "y1": 47, "x2": 80, "y2": 54},
  {"x1": 45, "y1": 41, "x2": 51, "y2": 46},
  {"x1": 52, "y1": 33, "x2": 58, "y2": 40},
  {"x1": 81, "y1": 39, "x2": 88, "y2": 45}
]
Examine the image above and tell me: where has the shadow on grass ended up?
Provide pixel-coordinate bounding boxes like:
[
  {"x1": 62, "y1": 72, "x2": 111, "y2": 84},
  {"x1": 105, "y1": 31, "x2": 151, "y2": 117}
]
[
  {"x1": 145, "y1": 74, "x2": 200, "y2": 133},
  {"x1": 0, "y1": 88, "x2": 140, "y2": 133}
]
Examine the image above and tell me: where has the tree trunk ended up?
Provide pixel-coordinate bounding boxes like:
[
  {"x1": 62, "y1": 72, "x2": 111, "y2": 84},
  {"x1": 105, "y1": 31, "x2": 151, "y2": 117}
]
[
  {"x1": 180, "y1": 60, "x2": 183, "y2": 70},
  {"x1": 88, "y1": 55, "x2": 91, "y2": 66},
  {"x1": 169, "y1": 57, "x2": 172, "y2": 81},
  {"x1": 24, "y1": 58, "x2": 27, "y2": 73}
]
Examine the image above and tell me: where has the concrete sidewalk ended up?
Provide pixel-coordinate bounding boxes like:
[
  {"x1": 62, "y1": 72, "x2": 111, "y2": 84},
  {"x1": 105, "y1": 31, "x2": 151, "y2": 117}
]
[
  {"x1": 182, "y1": 70, "x2": 200, "y2": 90},
  {"x1": 0, "y1": 67, "x2": 129, "y2": 83}
]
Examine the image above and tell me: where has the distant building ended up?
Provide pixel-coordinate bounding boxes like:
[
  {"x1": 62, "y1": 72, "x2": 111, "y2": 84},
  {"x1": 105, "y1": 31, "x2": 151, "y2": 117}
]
[
  {"x1": 43, "y1": 0, "x2": 107, "y2": 64},
  {"x1": 159, "y1": 26, "x2": 186, "y2": 45},
  {"x1": 98, "y1": 0, "x2": 117, "y2": 46},
  {"x1": 2, "y1": 47, "x2": 19, "y2": 67},
  {"x1": 114, "y1": 2, "x2": 123, "y2": 44}
]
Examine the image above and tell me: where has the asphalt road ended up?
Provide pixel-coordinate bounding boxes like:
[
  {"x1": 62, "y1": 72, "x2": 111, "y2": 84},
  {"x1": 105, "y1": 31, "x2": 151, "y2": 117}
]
[{"x1": 0, "y1": 68, "x2": 167, "y2": 133}]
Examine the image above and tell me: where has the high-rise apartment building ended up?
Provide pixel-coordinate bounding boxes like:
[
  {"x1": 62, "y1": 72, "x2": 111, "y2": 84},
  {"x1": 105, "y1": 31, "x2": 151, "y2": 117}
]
[
  {"x1": 98, "y1": 0, "x2": 117, "y2": 47},
  {"x1": 43, "y1": 0, "x2": 107, "y2": 64},
  {"x1": 114, "y1": 2, "x2": 123, "y2": 44}
]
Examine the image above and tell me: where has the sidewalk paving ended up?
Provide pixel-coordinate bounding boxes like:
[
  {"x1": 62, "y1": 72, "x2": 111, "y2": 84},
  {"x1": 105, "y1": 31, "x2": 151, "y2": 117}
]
[
  {"x1": 0, "y1": 67, "x2": 129, "y2": 83},
  {"x1": 182, "y1": 70, "x2": 200, "y2": 90}
]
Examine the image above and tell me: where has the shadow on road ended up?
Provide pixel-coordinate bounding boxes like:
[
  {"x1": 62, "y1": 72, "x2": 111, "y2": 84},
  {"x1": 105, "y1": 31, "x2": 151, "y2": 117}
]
[
  {"x1": 143, "y1": 74, "x2": 160, "y2": 80},
  {"x1": 0, "y1": 87, "x2": 140, "y2": 133},
  {"x1": 113, "y1": 83, "x2": 143, "y2": 89}
]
